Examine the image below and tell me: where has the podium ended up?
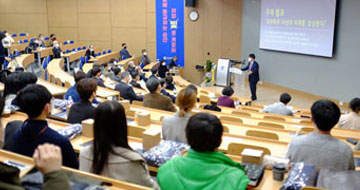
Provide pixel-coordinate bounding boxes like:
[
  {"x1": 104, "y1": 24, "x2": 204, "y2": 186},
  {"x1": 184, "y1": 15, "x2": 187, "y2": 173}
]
[{"x1": 215, "y1": 58, "x2": 247, "y2": 88}]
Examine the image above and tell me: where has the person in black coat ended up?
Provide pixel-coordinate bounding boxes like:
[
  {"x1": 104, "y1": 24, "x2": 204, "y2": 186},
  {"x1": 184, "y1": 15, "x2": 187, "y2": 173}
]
[
  {"x1": 114, "y1": 72, "x2": 143, "y2": 103},
  {"x1": 67, "y1": 78, "x2": 97, "y2": 124},
  {"x1": 85, "y1": 45, "x2": 96, "y2": 60},
  {"x1": 52, "y1": 41, "x2": 62, "y2": 59},
  {"x1": 130, "y1": 70, "x2": 143, "y2": 89},
  {"x1": 241, "y1": 53, "x2": 260, "y2": 101},
  {"x1": 157, "y1": 60, "x2": 168, "y2": 79},
  {"x1": 160, "y1": 79, "x2": 176, "y2": 103},
  {"x1": 165, "y1": 75, "x2": 176, "y2": 91},
  {"x1": 168, "y1": 56, "x2": 178, "y2": 69}
]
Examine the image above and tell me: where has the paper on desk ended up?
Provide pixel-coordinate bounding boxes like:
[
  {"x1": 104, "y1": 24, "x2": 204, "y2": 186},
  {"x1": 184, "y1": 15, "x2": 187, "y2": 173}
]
[{"x1": 241, "y1": 148, "x2": 263, "y2": 157}]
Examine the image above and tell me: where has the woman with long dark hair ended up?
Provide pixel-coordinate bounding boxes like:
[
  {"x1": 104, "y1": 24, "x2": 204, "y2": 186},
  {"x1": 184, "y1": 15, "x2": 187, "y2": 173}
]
[{"x1": 79, "y1": 101, "x2": 158, "y2": 189}]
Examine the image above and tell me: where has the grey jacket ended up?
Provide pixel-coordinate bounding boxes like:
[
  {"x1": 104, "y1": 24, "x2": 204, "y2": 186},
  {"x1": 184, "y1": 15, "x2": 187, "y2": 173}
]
[
  {"x1": 162, "y1": 112, "x2": 191, "y2": 143},
  {"x1": 79, "y1": 145, "x2": 158, "y2": 189},
  {"x1": 262, "y1": 102, "x2": 294, "y2": 116}
]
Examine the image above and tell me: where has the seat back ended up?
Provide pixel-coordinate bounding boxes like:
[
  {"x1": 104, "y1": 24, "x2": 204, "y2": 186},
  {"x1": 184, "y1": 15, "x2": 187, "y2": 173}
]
[
  {"x1": 126, "y1": 110, "x2": 136, "y2": 117},
  {"x1": 246, "y1": 130, "x2": 279, "y2": 140},
  {"x1": 299, "y1": 127, "x2": 313, "y2": 134},
  {"x1": 128, "y1": 126, "x2": 146, "y2": 138},
  {"x1": 300, "y1": 120, "x2": 312, "y2": 125},
  {"x1": 132, "y1": 100, "x2": 143, "y2": 106},
  {"x1": 264, "y1": 115, "x2": 286, "y2": 122},
  {"x1": 220, "y1": 116, "x2": 243, "y2": 124},
  {"x1": 227, "y1": 143, "x2": 271, "y2": 156},
  {"x1": 258, "y1": 122, "x2": 284, "y2": 129},
  {"x1": 232, "y1": 111, "x2": 251, "y2": 117},
  {"x1": 199, "y1": 95, "x2": 211, "y2": 104},
  {"x1": 242, "y1": 107, "x2": 259, "y2": 112},
  {"x1": 65, "y1": 81, "x2": 72, "y2": 88}
]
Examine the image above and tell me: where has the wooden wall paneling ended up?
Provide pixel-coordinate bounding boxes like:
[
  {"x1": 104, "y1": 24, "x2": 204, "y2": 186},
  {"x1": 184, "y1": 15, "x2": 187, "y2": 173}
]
[
  {"x1": 47, "y1": 0, "x2": 78, "y2": 27},
  {"x1": 111, "y1": 28, "x2": 146, "y2": 56},
  {"x1": 110, "y1": 0, "x2": 146, "y2": 28},
  {"x1": 78, "y1": 13, "x2": 111, "y2": 41},
  {"x1": 78, "y1": 0, "x2": 110, "y2": 13}
]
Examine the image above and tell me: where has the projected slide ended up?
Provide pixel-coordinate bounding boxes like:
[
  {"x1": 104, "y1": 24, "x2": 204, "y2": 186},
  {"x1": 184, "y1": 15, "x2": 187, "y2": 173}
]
[{"x1": 259, "y1": 0, "x2": 337, "y2": 57}]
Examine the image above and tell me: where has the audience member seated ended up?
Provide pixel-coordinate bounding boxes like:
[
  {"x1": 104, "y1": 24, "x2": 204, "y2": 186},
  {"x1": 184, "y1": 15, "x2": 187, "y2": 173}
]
[
  {"x1": 102, "y1": 62, "x2": 115, "y2": 79},
  {"x1": 28, "y1": 37, "x2": 41, "y2": 52},
  {"x1": 130, "y1": 71, "x2": 143, "y2": 89},
  {"x1": 115, "y1": 72, "x2": 143, "y2": 103},
  {"x1": 3, "y1": 72, "x2": 37, "y2": 107},
  {"x1": 86, "y1": 63, "x2": 101, "y2": 78},
  {"x1": 140, "y1": 49, "x2": 151, "y2": 68},
  {"x1": 158, "y1": 60, "x2": 169, "y2": 79},
  {"x1": 187, "y1": 84, "x2": 198, "y2": 95},
  {"x1": 112, "y1": 67, "x2": 121, "y2": 82},
  {"x1": 165, "y1": 75, "x2": 176, "y2": 91},
  {"x1": 50, "y1": 34, "x2": 57, "y2": 46},
  {"x1": 217, "y1": 86, "x2": 236, "y2": 108},
  {"x1": 120, "y1": 43, "x2": 131, "y2": 60},
  {"x1": 79, "y1": 101, "x2": 158, "y2": 189},
  {"x1": 0, "y1": 143, "x2": 70, "y2": 190},
  {"x1": 162, "y1": 87, "x2": 197, "y2": 143},
  {"x1": 263, "y1": 93, "x2": 294, "y2": 116},
  {"x1": 65, "y1": 71, "x2": 85, "y2": 103},
  {"x1": 143, "y1": 78, "x2": 176, "y2": 112},
  {"x1": 127, "y1": 61, "x2": 136, "y2": 74},
  {"x1": 38, "y1": 34, "x2": 46, "y2": 48},
  {"x1": 160, "y1": 79, "x2": 175, "y2": 103},
  {"x1": 85, "y1": 45, "x2": 96, "y2": 60},
  {"x1": 168, "y1": 56, "x2": 178, "y2": 69},
  {"x1": 52, "y1": 41, "x2": 62, "y2": 59},
  {"x1": 157, "y1": 113, "x2": 249, "y2": 190},
  {"x1": 9, "y1": 84, "x2": 79, "y2": 169},
  {"x1": 149, "y1": 66, "x2": 158, "y2": 80},
  {"x1": 67, "y1": 78, "x2": 97, "y2": 124},
  {"x1": 285, "y1": 99, "x2": 355, "y2": 171},
  {"x1": 92, "y1": 67, "x2": 105, "y2": 87},
  {"x1": 339, "y1": 98, "x2": 360, "y2": 130}
]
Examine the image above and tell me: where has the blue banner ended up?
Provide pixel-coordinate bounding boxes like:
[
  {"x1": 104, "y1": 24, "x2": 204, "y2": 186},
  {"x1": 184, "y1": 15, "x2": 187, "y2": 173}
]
[{"x1": 156, "y1": 0, "x2": 185, "y2": 67}]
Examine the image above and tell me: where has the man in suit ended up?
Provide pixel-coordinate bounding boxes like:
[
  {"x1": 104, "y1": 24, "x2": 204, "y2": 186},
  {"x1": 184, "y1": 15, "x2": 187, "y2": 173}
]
[
  {"x1": 130, "y1": 71, "x2": 143, "y2": 89},
  {"x1": 140, "y1": 49, "x2": 151, "y2": 68},
  {"x1": 115, "y1": 72, "x2": 143, "y2": 103},
  {"x1": 241, "y1": 53, "x2": 259, "y2": 101},
  {"x1": 143, "y1": 78, "x2": 176, "y2": 112},
  {"x1": 120, "y1": 43, "x2": 131, "y2": 60}
]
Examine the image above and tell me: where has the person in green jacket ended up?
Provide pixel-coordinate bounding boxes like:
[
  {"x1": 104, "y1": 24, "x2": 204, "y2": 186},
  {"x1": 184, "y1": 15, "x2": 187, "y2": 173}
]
[{"x1": 157, "y1": 113, "x2": 249, "y2": 190}]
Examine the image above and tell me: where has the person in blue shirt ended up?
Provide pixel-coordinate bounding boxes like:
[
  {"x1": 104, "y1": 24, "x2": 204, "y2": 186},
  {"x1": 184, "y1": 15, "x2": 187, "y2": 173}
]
[
  {"x1": 120, "y1": 43, "x2": 131, "y2": 60},
  {"x1": 9, "y1": 84, "x2": 79, "y2": 169},
  {"x1": 64, "y1": 71, "x2": 98, "y2": 104}
]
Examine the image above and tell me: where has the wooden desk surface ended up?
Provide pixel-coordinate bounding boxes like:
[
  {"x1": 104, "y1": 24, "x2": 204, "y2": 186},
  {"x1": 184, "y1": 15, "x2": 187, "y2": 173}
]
[
  {"x1": 47, "y1": 59, "x2": 119, "y2": 99},
  {"x1": 61, "y1": 50, "x2": 86, "y2": 62},
  {"x1": 15, "y1": 54, "x2": 35, "y2": 69},
  {"x1": 89, "y1": 52, "x2": 120, "y2": 65},
  {"x1": 0, "y1": 149, "x2": 150, "y2": 190},
  {"x1": 143, "y1": 62, "x2": 158, "y2": 71},
  {"x1": 9, "y1": 43, "x2": 28, "y2": 52},
  {"x1": 37, "y1": 78, "x2": 67, "y2": 96}
]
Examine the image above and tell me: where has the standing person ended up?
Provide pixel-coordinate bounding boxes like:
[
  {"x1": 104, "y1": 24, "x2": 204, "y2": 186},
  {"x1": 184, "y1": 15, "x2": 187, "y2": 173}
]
[
  {"x1": 85, "y1": 45, "x2": 96, "y2": 60},
  {"x1": 157, "y1": 113, "x2": 249, "y2": 190},
  {"x1": 120, "y1": 43, "x2": 131, "y2": 60},
  {"x1": 0, "y1": 31, "x2": 12, "y2": 69},
  {"x1": 241, "y1": 54, "x2": 259, "y2": 101},
  {"x1": 140, "y1": 49, "x2": 151, "y2": 68},
  {"x1": 79, "y1": 101, "x2": 158, "y2": 189}
]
